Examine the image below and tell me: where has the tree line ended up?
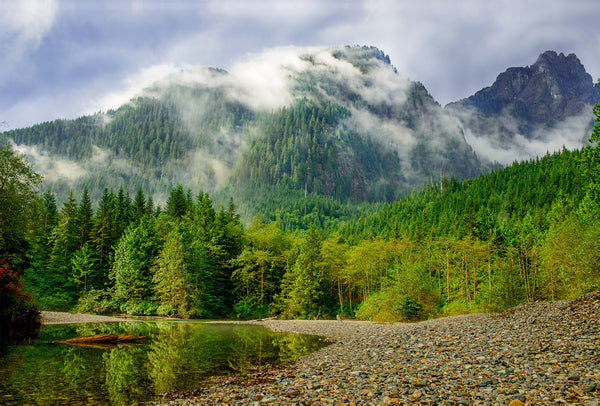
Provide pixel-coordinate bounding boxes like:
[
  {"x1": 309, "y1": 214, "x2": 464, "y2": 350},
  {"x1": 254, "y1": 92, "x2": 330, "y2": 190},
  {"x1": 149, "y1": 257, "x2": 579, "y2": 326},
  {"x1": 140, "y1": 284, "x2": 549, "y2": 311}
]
[{"x1": 2, "y1": 85, "x2": 599, "y2": 329}]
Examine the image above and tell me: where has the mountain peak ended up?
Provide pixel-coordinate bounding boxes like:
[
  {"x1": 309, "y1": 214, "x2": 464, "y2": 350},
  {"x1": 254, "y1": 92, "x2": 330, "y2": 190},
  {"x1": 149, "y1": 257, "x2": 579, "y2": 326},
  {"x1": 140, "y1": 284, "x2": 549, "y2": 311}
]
[
  {"x1": 533, "y1": 50, "x2": 580, "y2": 69},
  {"x1": 446, "y1": 50, "x2": 599, "y2": 164}
]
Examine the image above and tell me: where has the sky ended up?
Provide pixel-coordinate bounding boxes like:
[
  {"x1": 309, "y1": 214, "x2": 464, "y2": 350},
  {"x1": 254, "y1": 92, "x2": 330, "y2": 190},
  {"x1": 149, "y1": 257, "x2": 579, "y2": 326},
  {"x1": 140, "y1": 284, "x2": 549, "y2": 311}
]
[{"x1": 1, "y1": 0, "x2": 599, "y2": 131}]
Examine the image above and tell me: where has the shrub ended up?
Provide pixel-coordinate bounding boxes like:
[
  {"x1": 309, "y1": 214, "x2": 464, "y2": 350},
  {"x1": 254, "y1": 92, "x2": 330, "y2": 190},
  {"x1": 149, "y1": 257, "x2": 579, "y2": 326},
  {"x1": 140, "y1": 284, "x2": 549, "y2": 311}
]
[
  {"x1": 0, "y1": 260, "x2": 41, "y2": 342},
  {"x1": 121, "y1": 300, "x2": 157, "y2": 316},
  {"x1": 355, "y1": 290, "x2": 398, "y2": 322},
  {"x1": 74, "y1": 289, "x2": 119, "y2": 314},
  {"x1": 394, "y1": 296, "x2": 423, "y2": 321}
]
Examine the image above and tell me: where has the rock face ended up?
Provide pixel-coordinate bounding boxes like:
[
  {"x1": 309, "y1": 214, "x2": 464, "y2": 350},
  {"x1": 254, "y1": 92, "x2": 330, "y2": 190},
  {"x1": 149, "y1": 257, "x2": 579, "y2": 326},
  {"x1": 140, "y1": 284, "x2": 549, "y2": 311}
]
[{"x1": 447, "y1": 51, "x2": 600, "y2": 164}]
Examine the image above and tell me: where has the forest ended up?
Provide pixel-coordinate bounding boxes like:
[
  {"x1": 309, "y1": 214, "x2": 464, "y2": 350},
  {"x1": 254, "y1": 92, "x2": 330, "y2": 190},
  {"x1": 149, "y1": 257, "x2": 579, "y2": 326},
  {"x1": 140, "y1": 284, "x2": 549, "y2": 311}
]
[{"x1": 1, "y1": 84, "x2": 599, "y2": 338}]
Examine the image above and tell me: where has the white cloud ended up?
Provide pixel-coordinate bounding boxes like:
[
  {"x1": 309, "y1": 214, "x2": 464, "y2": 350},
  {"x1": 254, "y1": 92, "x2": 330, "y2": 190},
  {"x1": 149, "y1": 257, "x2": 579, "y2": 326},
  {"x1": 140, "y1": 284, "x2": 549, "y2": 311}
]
[
  {"x1": 10, "y1": 142, "x2": 87, "y2": 183},
  {"x1": 0, "y1": 0, "x2": 58, "y2": 46},
  {"x1": 89, "y1": 64, "x2": 185, "y2": 112},
  {"x1": 225, "y1": 46, "x2": 316, "y2": 110},
  {"x1": 461, "y1": 108, "x2": 595, "y2": 165}
]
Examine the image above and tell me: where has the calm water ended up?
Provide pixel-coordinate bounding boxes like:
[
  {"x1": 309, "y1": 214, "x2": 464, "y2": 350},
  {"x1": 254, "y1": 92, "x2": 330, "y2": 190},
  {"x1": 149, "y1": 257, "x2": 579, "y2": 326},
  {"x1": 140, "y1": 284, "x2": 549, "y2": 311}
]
[{"x1": 0, "y1": 321, "x2": 328, "y2": 405}]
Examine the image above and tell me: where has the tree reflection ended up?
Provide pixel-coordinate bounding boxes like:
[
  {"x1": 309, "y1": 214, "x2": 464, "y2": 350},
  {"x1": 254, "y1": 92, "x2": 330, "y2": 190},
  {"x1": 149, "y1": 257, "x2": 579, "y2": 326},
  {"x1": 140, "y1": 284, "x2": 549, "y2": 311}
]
[
  {"x1": 62, "y1": 347, "x2": 87, "y2": 388},
  {"x1": 103, "y1": 346, "x2": 150, "y2": 405},
  {"x1": 272, "y1": 332, "x2": 327, "y2": 364},
  {"x1": 1, "y1": 322, "x2": 328, "y2": 405}
]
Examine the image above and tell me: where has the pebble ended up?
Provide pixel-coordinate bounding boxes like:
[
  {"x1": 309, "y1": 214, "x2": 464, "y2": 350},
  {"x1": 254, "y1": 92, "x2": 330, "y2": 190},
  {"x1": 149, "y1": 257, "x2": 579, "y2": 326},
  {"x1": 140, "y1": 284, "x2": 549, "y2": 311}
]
[{"x1": 153, "y1": 292, "x2": 600, "y2": 405}]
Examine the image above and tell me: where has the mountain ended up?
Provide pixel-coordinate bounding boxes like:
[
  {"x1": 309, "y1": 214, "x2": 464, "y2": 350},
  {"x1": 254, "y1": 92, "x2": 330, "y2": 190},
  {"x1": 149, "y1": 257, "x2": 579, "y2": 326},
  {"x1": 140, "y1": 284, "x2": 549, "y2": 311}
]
[
  {"x1": 4, "y1": 46, "x2": 486, "y2": 219},
  {"x1": 446, "y1": 51, "x2": 600, "y2": 164}
]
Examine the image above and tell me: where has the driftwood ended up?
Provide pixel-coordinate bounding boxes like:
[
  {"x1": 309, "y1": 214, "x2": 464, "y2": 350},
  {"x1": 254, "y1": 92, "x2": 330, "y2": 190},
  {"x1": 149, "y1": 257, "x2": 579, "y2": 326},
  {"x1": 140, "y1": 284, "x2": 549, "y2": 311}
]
[{"x1": 51, "y1": 333, "x2": 146, "y2": 348}]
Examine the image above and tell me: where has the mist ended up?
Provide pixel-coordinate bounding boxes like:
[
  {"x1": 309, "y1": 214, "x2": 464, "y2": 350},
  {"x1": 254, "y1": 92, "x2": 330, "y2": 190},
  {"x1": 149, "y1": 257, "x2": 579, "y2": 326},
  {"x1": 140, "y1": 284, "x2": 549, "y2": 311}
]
[
  {"x1": 458, "y1": 107, "x2": 594, "y2": 165},
  {"x1": 11, "y1": 142, "x2": 87, "y2": 183}
]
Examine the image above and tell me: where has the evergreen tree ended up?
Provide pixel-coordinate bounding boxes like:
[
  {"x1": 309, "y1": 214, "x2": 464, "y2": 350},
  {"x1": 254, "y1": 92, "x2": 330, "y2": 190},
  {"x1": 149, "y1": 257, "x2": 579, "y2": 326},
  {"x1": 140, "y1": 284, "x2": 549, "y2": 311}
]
[
  {"x1": 278, "y1": 224, "x2": 323, "y2": 317},
  {"x1": 166, "y1": 184, "x2": 188, "y2": 219},
  {"x1": 78, "y1": 187, "x2": 93, "y2": 247},
  {"x1": 111, "y1": 217, "x2": 158, "y2": 311},
  {"x1": 49, "y1": 191, "x2": 80, "y2": 297},
  {"x1": 153, "y1": 227, "x2": 194, "y2": 317},
  {"x1": 133, "y1": 187, "x2": 146, "y2": 223},
  {"x1": 90, "y1": 188, "x2": 116, "y2": 287},
  {"x1": 70, "y1": 243, "x2": 94, "y2": 294}
]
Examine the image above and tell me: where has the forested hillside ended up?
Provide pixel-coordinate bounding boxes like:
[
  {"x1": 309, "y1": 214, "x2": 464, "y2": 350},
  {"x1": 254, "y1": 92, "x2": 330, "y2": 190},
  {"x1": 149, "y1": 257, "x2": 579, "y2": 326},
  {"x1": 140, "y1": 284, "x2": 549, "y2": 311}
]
[
  {"x1": 4, "y1": 46, "x2": 486, "y2": 216},
  {"x1": 2, "y1": 98, "x2": 598, "y2": 323},
  {"x1": 1, "y1": 49, "x2": 598, "y2": 328}
]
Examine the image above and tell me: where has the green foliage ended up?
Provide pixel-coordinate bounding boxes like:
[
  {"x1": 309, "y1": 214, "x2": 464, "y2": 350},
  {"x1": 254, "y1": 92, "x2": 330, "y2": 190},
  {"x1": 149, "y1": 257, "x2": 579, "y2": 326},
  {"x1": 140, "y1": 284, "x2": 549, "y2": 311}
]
[
  {"x1": 73, "y1": 288, "x2": 118, "y2": 314},
  {"x1": 277, "y1": 224, "x2": 324, "y2": 318},
  {"x1": 0, "y1": 141, "x2": 43, "y2": 267},
  {"x1": 0, "y1": 142, "x2": 42, "y2": 340},
  {"x1": 394, "y1": 297, "x2": 423, "y2": 321},
  {"x1": 153, "y1": 226, "x2": 195, "y2": 317},
  {"x1": 0, "y1": 259, "x2": 41, "y2": 341},
  {"x1": 354, "y1": 289, "x2": 398, "y2": 322},
  {"x1": 3, "y1": 95, "x2": 600, "y2": 322},
  {"x1": 111, "y1": 217, "x2": 158, "y2": 309}
]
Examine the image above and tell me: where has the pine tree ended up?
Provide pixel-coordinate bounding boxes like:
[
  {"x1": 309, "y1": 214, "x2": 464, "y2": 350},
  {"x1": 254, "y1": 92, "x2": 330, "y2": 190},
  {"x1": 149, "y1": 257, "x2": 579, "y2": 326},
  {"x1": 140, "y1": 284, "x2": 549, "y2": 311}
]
[
  {"x1": 133, "y1": 187, "x2": 146, "y2": 224},
  {"x1": 166, "y1": 185, "x2": 188, "y2": 219},
  {"x1": 278, "y1": 224, "x2": 323, "y2": 317},
  {"x1": 78, "y1": 187, "x2": 93, "y2": 247},
  {"x1": 111, "y1": 217, "x2": 158, "y2": 310},
  {"x1": 50, "y1": 191, "x2": 80, "y2": 295},
  {"x1": 90, "y1": 188, "x2": 116, "y2": 286},
  {"x1": 153, "y1": 227, "x2": 193, "y2": 317}
]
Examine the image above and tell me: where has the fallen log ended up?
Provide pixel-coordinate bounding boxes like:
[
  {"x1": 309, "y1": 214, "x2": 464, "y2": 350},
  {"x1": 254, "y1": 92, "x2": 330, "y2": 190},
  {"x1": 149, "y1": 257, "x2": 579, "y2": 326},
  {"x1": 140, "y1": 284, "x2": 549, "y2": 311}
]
[{"x1": 51, "y1": 333, "x2": 146, "y2": 347}]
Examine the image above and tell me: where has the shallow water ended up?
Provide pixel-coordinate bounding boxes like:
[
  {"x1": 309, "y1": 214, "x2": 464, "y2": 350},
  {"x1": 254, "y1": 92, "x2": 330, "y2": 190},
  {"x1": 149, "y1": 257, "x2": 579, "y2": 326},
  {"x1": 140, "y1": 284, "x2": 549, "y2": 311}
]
[{"x1": 0, "y1": 321, "x2": 328, "y2": 405}]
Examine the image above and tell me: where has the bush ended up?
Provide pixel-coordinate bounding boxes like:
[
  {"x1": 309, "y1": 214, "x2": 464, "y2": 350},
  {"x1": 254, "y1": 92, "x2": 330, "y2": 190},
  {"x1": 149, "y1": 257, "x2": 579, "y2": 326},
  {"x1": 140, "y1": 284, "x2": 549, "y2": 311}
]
[
  {"x1": 121, "y1": 300, "x2": 157, "y2": 316},
  {"x1": 156, "y1": 303, "x2": 177, "y2": 317},
  {"x1": 0, "y1": 260, "x2": 41, "y2": 342},
  {"x1": 394, "y1": 296, "x2": 423, "y2": 321},
  {"x1": 356, "y1": 284, "x2": 439, "y2": 322},
  {"x1": 34, "y1": 292, "x2": 75, "y2": 311},
  {"x1": 355, "y1": 290, "x2": 398, "y2": 322},
  {"x1": 441, "y1": 299, "x2": 471, "y2": 316},
  {"x1": 74, "y1": 289, "x2": 119, "y2": 314},
  {"x1": 234, "y1": 298, "x2": 271, "y2": 319}
]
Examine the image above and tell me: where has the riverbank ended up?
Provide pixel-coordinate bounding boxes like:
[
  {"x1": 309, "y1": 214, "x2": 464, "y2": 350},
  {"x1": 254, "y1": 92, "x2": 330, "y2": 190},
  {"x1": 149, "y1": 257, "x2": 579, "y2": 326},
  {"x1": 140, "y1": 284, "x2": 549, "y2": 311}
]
[
  {"x1": 157, "y1": 292, "x2": 600, "y2": 405},
  {"x1": 41, "y1": 311, "x2": 131, "y2": 324}
]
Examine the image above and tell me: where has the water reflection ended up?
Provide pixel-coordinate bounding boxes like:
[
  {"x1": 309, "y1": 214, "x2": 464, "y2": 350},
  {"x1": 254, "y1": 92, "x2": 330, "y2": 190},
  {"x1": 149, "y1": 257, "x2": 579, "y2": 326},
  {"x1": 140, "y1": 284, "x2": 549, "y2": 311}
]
[{"x1": 0, "y1": 322, "x2": 327, "y2": 405}]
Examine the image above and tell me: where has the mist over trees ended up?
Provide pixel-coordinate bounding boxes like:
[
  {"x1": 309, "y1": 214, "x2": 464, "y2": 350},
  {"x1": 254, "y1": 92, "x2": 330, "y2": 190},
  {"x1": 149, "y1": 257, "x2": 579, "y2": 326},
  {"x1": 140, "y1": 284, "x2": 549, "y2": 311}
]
[
  {"x1": 3, "y1": 119, "x2": 599, "y2": 322},
  {"x1": 0, "y1": 53, "x2": 598, "y2": 324}
]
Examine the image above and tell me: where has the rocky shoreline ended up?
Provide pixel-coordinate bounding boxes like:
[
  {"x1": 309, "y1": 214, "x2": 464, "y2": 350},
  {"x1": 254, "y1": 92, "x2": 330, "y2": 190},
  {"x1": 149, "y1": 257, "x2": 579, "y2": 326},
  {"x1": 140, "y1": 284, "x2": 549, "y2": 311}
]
[
  {"x1": 40, "y1": 311, "x2": 131, "y2": 324},
  {"x1": 155, "y1": 293, "x2": 600, "y2": 405}
]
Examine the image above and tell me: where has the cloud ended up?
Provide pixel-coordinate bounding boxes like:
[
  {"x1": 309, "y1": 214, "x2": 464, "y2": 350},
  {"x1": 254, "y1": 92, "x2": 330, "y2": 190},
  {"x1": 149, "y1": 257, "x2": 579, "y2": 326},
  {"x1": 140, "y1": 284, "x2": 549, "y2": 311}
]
[
  {"x1": 10, "y1": 142, "x2": 87, "y2": 183},
  {"x1": 3, "y1": 0, "x2": 600, "y2": 134},
  {"x1": 225, "y1": 46, "x2": 315, "y2": 110},
  {"x1": 0, "y1": 0, "x2": 58, "y2": 46},
  {"x1": 317, "y1": 0, "x2": 600, "y2": 105},
  {"x1": 90, "y1": 64, "x2": 187, "y2": 112},
  {"x1": 460, "y1": 107, "x2": 595, "y2": 165}
]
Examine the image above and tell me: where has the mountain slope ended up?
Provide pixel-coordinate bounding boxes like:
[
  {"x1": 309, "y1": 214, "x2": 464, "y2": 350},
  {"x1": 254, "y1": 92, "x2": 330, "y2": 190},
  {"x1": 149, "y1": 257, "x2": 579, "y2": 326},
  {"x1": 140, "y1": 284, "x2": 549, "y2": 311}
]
[
  {"x1": 5, "y1": 46, "x2": 487, "y2": 216},
  {"x1": 447, "y1": 51, "x2": 600, "y2": 164}
]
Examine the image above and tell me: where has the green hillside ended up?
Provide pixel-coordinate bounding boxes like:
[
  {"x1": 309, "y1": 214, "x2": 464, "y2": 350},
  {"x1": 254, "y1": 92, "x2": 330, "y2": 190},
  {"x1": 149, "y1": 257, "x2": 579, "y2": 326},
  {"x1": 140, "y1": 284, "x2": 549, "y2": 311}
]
[
  {"x1": 4, "y1": 46, "x2": 486, "y2": 214},
  {"x1": 1, "y1": 49, "x2": 598, "y2": 332},
  {"x1": 2, "y1": 129, "x2": 598, "y2": 325}
]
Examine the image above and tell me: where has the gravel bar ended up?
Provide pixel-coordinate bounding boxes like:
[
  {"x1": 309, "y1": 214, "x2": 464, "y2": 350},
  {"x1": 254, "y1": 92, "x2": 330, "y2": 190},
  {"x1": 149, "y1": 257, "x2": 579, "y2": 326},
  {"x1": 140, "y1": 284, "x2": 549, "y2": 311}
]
[
  {"x1": 155, "y1": 292, "x2": 600, "y2": 405},
  {"x1": 41, "y1": 311, "x2": 131, "y2": 324}
]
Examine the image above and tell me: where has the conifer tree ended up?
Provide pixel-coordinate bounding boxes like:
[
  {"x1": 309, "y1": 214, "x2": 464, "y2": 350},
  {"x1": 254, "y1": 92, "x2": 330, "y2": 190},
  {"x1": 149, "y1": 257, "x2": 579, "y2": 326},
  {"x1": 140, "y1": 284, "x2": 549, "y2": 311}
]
[
  {"x1": 111, "y1": 217, "x2": 158, "y2": 310},
  {"x1": 50, "y1": 191, "x2": 80, "y2": 295},
  {"x1": 133, "y1": 187, "x2": 146, "y2": 224},
  {"x1": 78, "y1": 187, "x2": 93, "y2": 247}
]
